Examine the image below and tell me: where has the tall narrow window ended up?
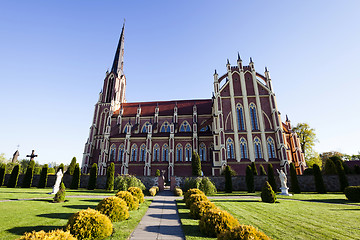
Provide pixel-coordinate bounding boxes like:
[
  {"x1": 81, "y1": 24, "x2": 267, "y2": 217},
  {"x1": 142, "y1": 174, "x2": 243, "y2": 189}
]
[
  {"x1": 185, "y1": 144, "x2": 192, "y2": 161},
  {"x1": 209, "y1": 144, "x2": 214, "y2": 161},
  {"x1": 199, "y1": 143, "x2": 206, "y2": 161},
  {"x1": 176, "y1": 144, "x2": 183, "y2": 162},
  {"x1": 142, "y1": 122, "x2": 150, "y2": 133},
  {"x1": 106, "y1": 77, "x2": 114, "y2": 103},
  {"x1": 239, "y1": 137, "x2": 248, "y2": 159},
  {"x1": 153, "y1": 144, "x2": 160, "y2": 161},
  {"x1": 254, "y1": 137, "x2": 262, "y2": 159},
  {"x1": 130, "y1": 144, "x2": 137, "y2": 162},
  {"x1": 236, "y1": 104, "x2": 245, "y2": 131},
  {"x1": 179, "y1": 121, "x2": 191, "y2": 132},
  {"x1": 160, "y1": 121, "x2": 170, "y2": 133},
  {"x1": 139, "y1": 144, "x2": 146, "y2": 162},
  {"x1": 118, "y1": 144, "x2": 125, "y2": 162},
  {"x1": 162, "y1": 144, "x2": 169, "y2": 162},
  {"x1": 110, "y1": 144, "x2": 116, "y2": 161},
  {"x1": 123, "y1": 124, "x2": 131, "y2": 133},
  {"x1": 226, "y1": 138, "x2": 234, "y2": 159},
  {"x1": 250, "y1": 103, "x2": 259, "y2": 130},
  {"x1": 267, "y1": 137, "x2": 276, "y2": 158}
]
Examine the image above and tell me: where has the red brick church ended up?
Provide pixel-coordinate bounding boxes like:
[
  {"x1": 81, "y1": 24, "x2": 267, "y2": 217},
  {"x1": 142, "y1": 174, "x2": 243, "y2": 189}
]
[{"x1": 81, "y1": 25, "x2": 306, "y2": 178}]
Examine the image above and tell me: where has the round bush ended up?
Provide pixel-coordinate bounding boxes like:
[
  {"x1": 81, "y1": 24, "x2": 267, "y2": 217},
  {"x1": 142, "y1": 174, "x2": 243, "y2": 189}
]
[
  {"x1": 66, "y1": 208, "x2": 113, "y2": 240},
  {"x1": 184, "y1": 188, "x2": 204, "y2": 202},
  {"x1": 344, "y1": 186, "x2": 360, "y2": 202},
  {"x1": 189, "y1": 200, "x2": 216, "y2": 219},
  {"x1": 218, "y1": 224, "x2": 271, "y2": 240},
  {"x1": 199, "y1": 208, "x2": 239, "y2": 237},
  {"x1": 149, "y1": 187, "x2": 157, "y2": 196},
  {"x1": 18, "y1": 229, "x2": 76, "y2": 240},
  {"x1": 186, "y1": 193, "x2": 208, "y2": 208},
  {"x1": 116, "y1": 191, "x2": 139, "y2": 210},
  {"x1": 96, "y1": 196, "x2": 129, "y2": 222},
  {"x1": 128, "y1": 187, "x2": 144, "y2": 203},
  {"x1": 174, "y1": 187, "x2": 183, "y2": 196}
]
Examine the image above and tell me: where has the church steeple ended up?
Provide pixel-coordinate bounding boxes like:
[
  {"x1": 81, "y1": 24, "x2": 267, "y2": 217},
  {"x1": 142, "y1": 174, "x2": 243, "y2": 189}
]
[{"x1": 111, "y1": 22, "x2": 125, "y2": 76}]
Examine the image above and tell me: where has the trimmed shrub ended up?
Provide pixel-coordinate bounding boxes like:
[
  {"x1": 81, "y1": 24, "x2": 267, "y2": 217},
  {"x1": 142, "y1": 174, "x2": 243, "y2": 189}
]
[
  {"x1": 267, "y1": 164, "x2": 277, "y2": 193},
  {"x1": 303, "y1": 168, "x2": 314, "y2": 175},
  {"x1": 246, "y1": 165, "x2": 255, "y2": 193},
  {"x1": 70, "y1": 163, "x2": 80, "y2": 189},
  {"x1": 289, "y1": 163, "x2": 301, "y2": 194},
  {"x1": 48, "y1": 167, "x2": 56, "y2": 174},
  {"x1": 313, "y1": 164, "x2": 326, "y2": 194},
  {"x1": 344, "y1": 186, "x2": 360, "y2": 202},
  {"x1": 224, "y1": 165, "x2": 233, "y2": 193},
  {"x1": 183, "y1": 177, "x2": 217, "y2": 195},
  {"x1": 155, "y1": 169, "x2": 160, "y2": 177},
  {"x1": 192, "y1": 151, "x2": 202, "y2": 176},
  {"x1": 174, "y1": 187, "x2": 183, "y2": 196},
  {"x1": 96, "y1": 196, "x2": 129, "y2": 222},
  {"x1": 261, "y1": 181, "x2": 276, "y2": 203},
  {"x1": 183, "y1": 188, "x2": 205, "y2": 203},
  {"x1": 115, "y1": 191, "x2": 139, "y2": 210},
  {"x1": 354, "y1": 165, "x2": 360, "y2": 174},
  {"x1": 106, "y1": 162, "x2": 115, "y2": 191},
  {"x1": 18, "y1": 229, "x2": 76, "y2": 240},
  {"x1": 22, "y1": 160, "x2": 35, "y2": 188},
  {"x1": 189, "y1": 200, "x2": 216, "y2": 219},
  {"x1": 53, "y1": 182, "x2": 66, "y2": 203},
  {"x1": 87, "y1": 163, "x2": 97, "y2": 190},
  {"x1": 7, "y1": 165, "x2": 20, "y2": 188},
  {"x1": 259, "y1": 164, "x2": 267, "y2": 176},
  {"x1": 334, "y1": 159, "x2": 349, "y2": 192},
  {"x1": 114, "y1": 174, "x2": 145, "y2": 191},
  {"x1": 323, "y1": 159, "x2": 337, "y2": 175},
  {"x1": 57, "y1": 163, "x2": 64, "y2": 174},
  {"x1": 199, "y1": 208, "x2": 239, "y2": 237},
  {"x1": 342, "y1": 161, "x2": 352, "y2": 174},
  {"x1": 218, "y1": 224, "x2": 271, "y2": 240},
  {"x1": 186, "y1": 193, "x2": 208, "y2": 208},
  {"x1": 128, "y1": 186, "x2": 144, "y2": 203},
  {"x1": 149, "y1": 187, "x2": 157, "y2": 196},
  {"x1": 34, "y1": 167, "x2": 41, "y2": 175},
  {"x1": 67, "y1": 157, "x2": 77, "y2": 175},
  {"x1": 37, "y1": 164, "x2": 48, "y2": 188},
  {"x1": 0, "y1": 163, "x2": 6, "y2": 187},
  {"x1": 66, "y1": 208, "x2": 113, "y2": 239},
  {"x1": 251, "y1": 162, "x2": 258, "y2": 176}
]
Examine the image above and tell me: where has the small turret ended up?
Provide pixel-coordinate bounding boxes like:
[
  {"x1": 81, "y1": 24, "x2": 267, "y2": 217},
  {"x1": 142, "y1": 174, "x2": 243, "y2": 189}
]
[
  {"x1": 249, "y1": 57, "x2": 255, "y2": 71},
  {"x1": 226, "y1": 59, "x2": 231, "y2": 71}
]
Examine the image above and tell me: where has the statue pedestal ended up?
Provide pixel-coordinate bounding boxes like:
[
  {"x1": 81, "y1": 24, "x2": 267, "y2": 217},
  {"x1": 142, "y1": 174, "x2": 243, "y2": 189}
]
[{"x1": 278, "y1": 187, "x2": 292, "y2": 196}]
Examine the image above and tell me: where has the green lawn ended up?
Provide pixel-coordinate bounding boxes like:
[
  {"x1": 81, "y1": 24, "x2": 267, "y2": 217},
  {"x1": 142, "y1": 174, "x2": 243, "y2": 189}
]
[
  {"x1": 177, "y1": 195, "x2": 360, "y2": 240},
  {"x1": 0, "y1": 188, "x2": 151, "y2": 240}
]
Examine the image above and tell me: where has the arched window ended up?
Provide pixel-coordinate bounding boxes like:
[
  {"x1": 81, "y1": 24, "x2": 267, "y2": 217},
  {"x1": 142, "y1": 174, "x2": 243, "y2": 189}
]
[
  {"x1": 130, "y1": 144, "x2": 137, "y2": 162},
  {"x1": 160, "y1": 121, "x2": 170, "y2": 133},
  {"x1": 239, "y1": 137, "x2": 248, "y2": 159},
  {"x1": 179, "y1": 121, "x2": 191, "y2": 132},
  {"x1": 185, "y1": 144, "x2": 192, "y2": 161},
  {"x1": 110, "y1": 144, "x2": 116, "y2": 161},
  {"x1": 153, "y1": 144, "x2": 160, "y2": 161},
  {"x1": 236, "y1": 104, "x2": 245, "y2": 131},
  {"x1": 176, "y1": 144, "x2": 183, "y2": 162},
  {"x1": 139, "y1": 144, "x2": 146, "y2": 162},
  {"x1": 254, "y1": 137, "x2": 262, "y2": 159},
  {"x1": 267, "y1": 137, "x2": 276, "y2": 158},
  {"x1": 118, "y1": 144, "x2": 125, "y2": 162},
  {"x1": 141, "y1": 122, "x2": 151, "y2": 133},
  {"x1": 200, "y1": 125, "x2": 210, "y2": 132},
  {"x1": 226, "y1": 138, "x2": 234, "y2": 159},
  {"x1": 162, "y1": 144, "x2": 169, "y2": 162},
  {"x1": 249, "y1": 103, "x2": 259, "y2": 130},
  {"x1": 123, "y1": 124, "x2": 131, "y2": 133},
  {"x1": 199, "y1": 143, "x2": 206, "y2": 161}
]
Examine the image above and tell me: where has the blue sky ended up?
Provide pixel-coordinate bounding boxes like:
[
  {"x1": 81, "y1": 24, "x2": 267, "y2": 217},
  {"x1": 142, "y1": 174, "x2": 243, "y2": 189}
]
[{"x1": 0, "y1": 1, "x2": 359, "y2": 165}]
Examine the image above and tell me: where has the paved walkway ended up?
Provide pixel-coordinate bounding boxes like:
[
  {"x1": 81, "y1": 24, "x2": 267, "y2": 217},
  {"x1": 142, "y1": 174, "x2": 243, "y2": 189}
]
[{"x1": 130, "y1": 189, "x2": 185, "y2": 240}]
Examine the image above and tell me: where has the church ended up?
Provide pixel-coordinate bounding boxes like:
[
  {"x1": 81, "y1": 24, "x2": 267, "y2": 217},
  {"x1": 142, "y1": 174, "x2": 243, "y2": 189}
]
[{"x1": 81, "y1": 25, "x2": 306, "y2": 178}]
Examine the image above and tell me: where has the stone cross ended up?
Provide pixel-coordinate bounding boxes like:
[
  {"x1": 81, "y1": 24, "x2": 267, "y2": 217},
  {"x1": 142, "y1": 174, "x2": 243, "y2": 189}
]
[{"x1": 26, "y1": 150, "x2": 38, "y2": 161}]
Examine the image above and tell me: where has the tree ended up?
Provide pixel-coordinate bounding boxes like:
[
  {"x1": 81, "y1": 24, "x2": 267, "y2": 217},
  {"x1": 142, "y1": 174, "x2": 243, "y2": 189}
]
[
  {"x1": 313, "y1": 164, "x2": 326, "y2": 194},
  {"x1": 289, "y1": 163, "x2": 301, "y2": 194},
  {"x1": 191, "y1": 151, "x2": 202, "y2": 176},
  {"x1": 320, "y1": 151, "x2": 343, "y2": 167},
  {"x1": 38, "y1": 164, "x2": 48, "y2": 188},
  {"x1": 87, "y1": 163, "x2": 98, "y2": 190},
  {"x1": 332, "y1": 157, "x2": 349, "y2": 192},
  {"x1": 70, "y1": 163, "x2": 81, "y2": 189},
  {"x1": 0, "y1": 153, "x2": 7, "y2": 164},
  {"x1": 7, "y1": 165, "x2": 20, "y2": 188},
  {"x1": 22, "y1": 160, "x2": 35, "y2": 188},
  {"x1": 251, "y1": 162, "x2": 258, "y2": 176},
  {"x1": 245, "y1": 165, "x2": 254, "y2": 193},
  {"x1": 305, "y1": 149, "x2": 322, "y2": 169},
  {"x1": 267, "y1": 164, "x2": 277, "y2": 193},
  {"x1": 292, "y1": 123, "x2": 318, "y2": 159},
  {"x1": 67, "y1": 157, "x2": 77, "y2": 175},
  {"x1": 323, "y1": 159, "x2": 337, "y2": 175},
  {"x1": 224, "y1": 165, "x2": 232, "y2": 193},
  {"x1": 106, "y1": 162, "x2": 115, "y2": 191}
]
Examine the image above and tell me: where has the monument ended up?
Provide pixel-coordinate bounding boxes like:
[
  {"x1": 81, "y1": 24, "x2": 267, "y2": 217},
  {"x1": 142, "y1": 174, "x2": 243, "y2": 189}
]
[
  {"x1": 50, "y1": 169, "x2": 63, "y2": 194},
  {"x1": 26, "y1": 150, "x2": 38, "y2": 161},
  {"x1": 11, "y1": 150, "x2": 19, "y2": 163},
  {"x1": 277, "y1": 169, "x2": 292, "y2": 196}
]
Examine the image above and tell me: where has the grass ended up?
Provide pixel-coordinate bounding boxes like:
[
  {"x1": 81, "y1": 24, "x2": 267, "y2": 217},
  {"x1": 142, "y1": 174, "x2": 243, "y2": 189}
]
[{"x1": 0, "y1": 188, "x2": 151, "y2": 240}]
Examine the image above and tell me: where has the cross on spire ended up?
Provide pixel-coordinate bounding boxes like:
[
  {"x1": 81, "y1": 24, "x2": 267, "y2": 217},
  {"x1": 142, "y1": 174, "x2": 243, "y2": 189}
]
[{"x1": 26, "y1": 150, "x2": 38, "y2": 161}]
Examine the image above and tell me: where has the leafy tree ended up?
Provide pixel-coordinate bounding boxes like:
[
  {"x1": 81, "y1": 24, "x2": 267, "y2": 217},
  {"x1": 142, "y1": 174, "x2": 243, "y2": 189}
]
[
  {"x1": 38, "y1": 164, "x2": 48, "y2": 188},
  {"x1": 70, "y1": 163, "x2": 81, "y2": 189},
  {"x1": 19, "y1": 159, "x2": 30, "y2": 174},
  {"x1": 224, "y1": 165, "x2": 232, "y2": 193},
  {"x1": 267, "y1": 164, "x2": 277, "y2": 193},
  {"x1": 0, "y1": 153, "x2": 7, "y2": 164},
  {"x1": 0, "y1": 163, "x2": 6, "y2": 186},
  {"x1": 87, "y1": 163, "x2": 97, "y2": 190},
  {"x1": 289, "y1": 163, "x2": 301, "y2": 194},
  {"x1": 245, "y1": 165, "x2": 254, "y2": 193},
  {"x1": 259, "y1": 164, "x2": 267, "y2": 176},
  {"x1": 106, "y1": 162, "x2": 115, "y2": 191},
  {"x1": 7, "y1": 165, "x2": 20, "y2": 188},
  {"x1": 292, "y1": 123, "x2": 318, "y2": 159},
  {"x1": 251, "y1": 162, "x2": 258, "y2": 176},
  {"x1": 191, "y1": 151, "x2": 202, "y2": 176},
  {"x1": 22, "y1": 160, "x2": 35, "y2": 188},
  {"x1": 66, "y1": 157, "x2": 77, "y2": 175},
  {"x1": 320, "y1": 151, "x2": 343, "y2": 167},
  {"x1": 313, "y1": 164, "x2": 326, "y2": 194},
  {"x1": 34, "y1": 167, "x2": 41, "y2": 175},
  {"x1": 305, "y1": 149, "x2": 322, "y2": 169}
]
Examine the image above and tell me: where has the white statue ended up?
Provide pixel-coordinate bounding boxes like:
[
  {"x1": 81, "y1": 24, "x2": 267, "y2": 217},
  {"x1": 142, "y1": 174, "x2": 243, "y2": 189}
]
[
  {"x1": 50, "y1": 169, "x2": 63, "y2": 194},
  {"x1": 276, "y1": 168, "x2": 292, "y2": 196}
]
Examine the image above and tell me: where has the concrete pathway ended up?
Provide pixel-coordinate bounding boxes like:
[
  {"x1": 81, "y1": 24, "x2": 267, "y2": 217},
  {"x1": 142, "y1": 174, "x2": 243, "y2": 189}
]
[{"x1": 130, "y1": 189, "x2": 185, "y2": 240}]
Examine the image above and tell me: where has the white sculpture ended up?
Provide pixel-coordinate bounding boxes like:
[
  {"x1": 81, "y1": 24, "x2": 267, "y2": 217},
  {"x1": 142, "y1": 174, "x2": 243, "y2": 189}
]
[
  {"x1": 276, "y1": 169, "x2": 292, "y2": 196},
  {"x1": 50, "y1": 169, "x2": 63, "y2": 194}
]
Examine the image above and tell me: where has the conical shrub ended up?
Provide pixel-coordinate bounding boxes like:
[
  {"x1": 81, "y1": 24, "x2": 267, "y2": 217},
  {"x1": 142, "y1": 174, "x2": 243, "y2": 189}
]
[
  {"x1": 259, "y1": 164, "x2": 267, "y2": 176},
  {"x1": 22, "y1": 160, "x2": 35, "y2": 188},
  {"x1": 224, "y1": 165, "x2": 232, "y2": 193},
  {"x1": 289, "y1": 163, "x2": 301, "y2": 194},
  {"x1": 7, "y1": 165, "x2": 20, "y2": 188},
  {"x1": 106, "y1": 162, "x2": 115, "y2": 191},
  {"x1": 70, "y1": 164, "x2": 80, "y2": 189},
  {"x1": 267, "y1": 164, "x2": 277, "y2": 193},
  {"x1": 53, "y1": 182, "x2": 66, "y2": 203},
  {"x1": 87, "y1": 163, "x2": 97, "y2": 190},
  {"x1": 246, "y1": 165, "x2": 254, "y2": 193},
  {"x1": 251, "y1": 162, "x2": 258, "y2": 176},
  {"x1": 38, "y1": 164, "x2": 48, "y2": 188},
  {"x1": 0, "y1": 163, "x2": 6, "y2": 187},
  {"x1": 313, "y1": 164, "x2": 326, "y2": 194},
  {"x1": 261, "y1": 181, "x2": 276, "y2": 203}
]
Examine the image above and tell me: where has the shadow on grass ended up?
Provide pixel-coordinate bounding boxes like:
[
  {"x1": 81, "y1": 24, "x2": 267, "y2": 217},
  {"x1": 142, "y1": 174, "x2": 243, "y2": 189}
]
[
  {"x1": 301, "y1": 199, "x2": 359, "y2": 205},
  {"x1": 80, "y1": 199, "x2": 102, "y2": 203},
  {"x1": 67, "y1": 189, "x2": 115, "y2": 194},
  {"x1": 7, "y1": 225, "x2": 64, "y2": 236},
  {"x1": 330, "y1": 208, "x2": 360, "y2": 211},
  {"x1": 211, "y1": 199, "x2": 260, "y2": 203},
  {"x1": 37, "y1": 212, "x2": 73, "y2": 219},
  {"x1": 62, "y1": 204, "x2": 96, "y2": 209}
]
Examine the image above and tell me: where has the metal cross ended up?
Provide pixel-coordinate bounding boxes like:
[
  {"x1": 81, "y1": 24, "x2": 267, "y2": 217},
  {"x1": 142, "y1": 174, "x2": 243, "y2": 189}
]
[{"x1": 26, "y1": 150, "x2": 38, "y2": 161}]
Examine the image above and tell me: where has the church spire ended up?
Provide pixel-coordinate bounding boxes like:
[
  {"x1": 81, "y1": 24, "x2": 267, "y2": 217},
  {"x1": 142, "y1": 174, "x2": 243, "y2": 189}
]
[{"x1": 111, "y1": 22, "x2": 125, "y2": 76}]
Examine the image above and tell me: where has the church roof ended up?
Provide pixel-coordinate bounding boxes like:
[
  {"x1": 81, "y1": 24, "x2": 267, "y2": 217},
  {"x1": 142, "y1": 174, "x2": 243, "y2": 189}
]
[{"x1": 114, "y1": 99, "x2": 213, "y2": 117}]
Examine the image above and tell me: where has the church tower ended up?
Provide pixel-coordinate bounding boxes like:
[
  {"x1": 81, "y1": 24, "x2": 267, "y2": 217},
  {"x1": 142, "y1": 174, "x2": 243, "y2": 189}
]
[{"x1": 81, "y1": 24, "x2": 126, "y2": 174}]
